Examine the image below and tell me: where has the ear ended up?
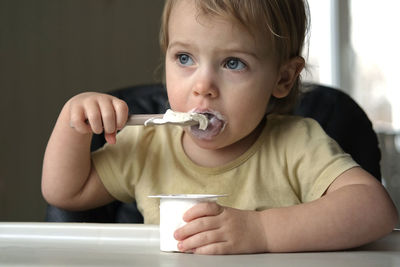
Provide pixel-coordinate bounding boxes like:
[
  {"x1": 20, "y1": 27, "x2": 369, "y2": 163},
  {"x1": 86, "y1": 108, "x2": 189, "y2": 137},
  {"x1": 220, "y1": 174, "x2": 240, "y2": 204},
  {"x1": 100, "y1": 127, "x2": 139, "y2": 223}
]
[{"x1": 272, "y1": 56, "x2": 305, "y2": 98}]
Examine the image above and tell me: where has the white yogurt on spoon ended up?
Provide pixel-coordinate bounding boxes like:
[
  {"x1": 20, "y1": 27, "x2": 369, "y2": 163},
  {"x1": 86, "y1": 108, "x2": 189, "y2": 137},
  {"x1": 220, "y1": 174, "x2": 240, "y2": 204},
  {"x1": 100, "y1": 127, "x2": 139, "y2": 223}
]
[
  {"x1": 144, "y1": 109, "x2": 226, "y2": 140},
  {"x1": 144, "y1": 109, "x2": 209, "y2": 130}
]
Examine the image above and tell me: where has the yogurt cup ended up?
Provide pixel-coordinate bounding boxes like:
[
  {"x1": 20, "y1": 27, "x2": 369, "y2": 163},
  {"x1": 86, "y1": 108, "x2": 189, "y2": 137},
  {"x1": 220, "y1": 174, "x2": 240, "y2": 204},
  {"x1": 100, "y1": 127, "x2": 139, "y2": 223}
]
[{"x1": 148, "y1": 194, "x2": 226, "y2": 252}]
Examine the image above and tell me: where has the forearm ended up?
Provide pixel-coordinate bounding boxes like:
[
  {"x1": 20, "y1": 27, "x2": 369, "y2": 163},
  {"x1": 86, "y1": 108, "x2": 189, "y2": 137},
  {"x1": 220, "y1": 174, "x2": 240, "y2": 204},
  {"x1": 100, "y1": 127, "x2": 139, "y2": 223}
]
[
  {"x1": 260, "y1": 183, "x2": 398, "y2": 252},
  {"x1": 42, "y1": 101, "x2": 93, "y2": 207}
]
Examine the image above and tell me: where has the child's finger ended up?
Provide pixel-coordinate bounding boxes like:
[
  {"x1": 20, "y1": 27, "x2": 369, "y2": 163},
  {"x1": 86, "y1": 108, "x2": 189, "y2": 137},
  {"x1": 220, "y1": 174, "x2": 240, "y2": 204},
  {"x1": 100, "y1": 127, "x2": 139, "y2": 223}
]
[
  {"x1": 85, "y1": 101, "x2": 103, "y2": 134},
  {"x1": 113, "y1": 98, "x2": 129, "y2": 130},
  {"x1": 98, "y1": 98, "x2": 117, "y2": 135},
  {"x1": 177, "y1": 229, "x2": 224, "y2": 253},
  {"x1": 174, "y1": 216, "x2": 219, "y2": 241},
  {"x1": 183, "y1": 202, "x2": 224, "y2": 222},
  {"x1": 70, "y1": 105, "x2": 92, "y2": 134},
  {"x1": 105, "y1": 132, "x2": 117, "y2": 144},
  {"x1": 190, "y1": 240, "x2": 228, "y2": 255}
]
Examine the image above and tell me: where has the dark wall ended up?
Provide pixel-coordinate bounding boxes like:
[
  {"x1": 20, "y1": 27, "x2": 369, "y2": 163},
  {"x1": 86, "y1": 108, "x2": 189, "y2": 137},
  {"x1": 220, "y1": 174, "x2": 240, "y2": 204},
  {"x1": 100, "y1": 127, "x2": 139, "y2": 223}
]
[{"x1": 0, "y1": 0, "x2": 165, "y2": 221}]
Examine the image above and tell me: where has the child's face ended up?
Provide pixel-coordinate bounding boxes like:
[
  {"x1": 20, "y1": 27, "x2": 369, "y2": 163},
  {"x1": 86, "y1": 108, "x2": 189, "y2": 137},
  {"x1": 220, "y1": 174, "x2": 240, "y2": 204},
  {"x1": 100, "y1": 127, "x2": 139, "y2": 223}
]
[{"x1": 165, "y1": 0, "x2": 285, "y2": 150}]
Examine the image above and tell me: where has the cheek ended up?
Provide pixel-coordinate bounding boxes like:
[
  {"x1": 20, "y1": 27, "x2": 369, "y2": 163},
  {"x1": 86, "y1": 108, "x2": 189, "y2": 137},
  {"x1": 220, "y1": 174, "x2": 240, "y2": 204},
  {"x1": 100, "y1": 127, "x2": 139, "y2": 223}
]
[
  {"x1": 165, "y1": 63, "x2": 179, "y2": 108},
  {"x1": 231, "y1": 84, "x2": 271, "y2": 110},
  {"x1": 226, "y1": 89, "x2": 271, "y2": 128},
  {"x1": 167, "y1": 96, "x2": 184, "y2": 111},
  {"x1": 165, "y1": 60, "x2": 194, "y2": 111},
  {"x1": 166, "y1": 75, "x2": 186, "y2": 111}
]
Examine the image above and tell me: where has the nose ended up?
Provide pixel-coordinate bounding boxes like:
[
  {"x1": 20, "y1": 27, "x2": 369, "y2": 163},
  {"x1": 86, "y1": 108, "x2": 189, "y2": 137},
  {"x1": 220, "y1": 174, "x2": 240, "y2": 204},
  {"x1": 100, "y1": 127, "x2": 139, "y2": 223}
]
[{"x1": 192, "y1": 70, "x2": 219, "y2": 98}]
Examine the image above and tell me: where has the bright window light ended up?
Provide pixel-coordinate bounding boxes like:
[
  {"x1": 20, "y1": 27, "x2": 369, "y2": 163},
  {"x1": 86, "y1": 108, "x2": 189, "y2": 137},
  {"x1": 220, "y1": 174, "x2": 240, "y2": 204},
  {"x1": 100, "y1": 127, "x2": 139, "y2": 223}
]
[
  {"x1": 304, "y1": 0, "x2": 400, "y2": 131},
  {"x1": 350, "y1": 0, "x2": 400, "y2": 131}
]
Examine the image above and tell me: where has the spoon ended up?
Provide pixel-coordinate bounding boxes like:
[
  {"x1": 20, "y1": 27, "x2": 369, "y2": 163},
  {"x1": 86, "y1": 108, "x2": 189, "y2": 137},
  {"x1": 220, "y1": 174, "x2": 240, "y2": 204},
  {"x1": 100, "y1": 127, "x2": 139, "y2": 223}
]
[{"x1": 126, "y1": 109, "x2": 209, "y2": 130}]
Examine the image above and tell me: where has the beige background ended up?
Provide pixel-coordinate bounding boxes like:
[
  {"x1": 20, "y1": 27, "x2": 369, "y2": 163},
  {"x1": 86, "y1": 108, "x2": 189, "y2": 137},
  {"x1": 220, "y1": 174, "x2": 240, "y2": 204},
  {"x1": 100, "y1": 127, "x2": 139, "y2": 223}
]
[{"x1": 0, "y1": 0, "x2": 165, "y2": 221}]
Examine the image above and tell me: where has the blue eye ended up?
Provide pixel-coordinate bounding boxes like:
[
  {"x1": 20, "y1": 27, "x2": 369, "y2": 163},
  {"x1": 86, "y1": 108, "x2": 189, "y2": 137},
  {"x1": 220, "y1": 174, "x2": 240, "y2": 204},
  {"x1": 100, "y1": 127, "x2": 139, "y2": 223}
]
[
  {"x1": 177, "y1": 54, "x2": 194, "y2": 66},
  {"x1": 225, "y1": 58, "x2": 246, "y2": 70}
]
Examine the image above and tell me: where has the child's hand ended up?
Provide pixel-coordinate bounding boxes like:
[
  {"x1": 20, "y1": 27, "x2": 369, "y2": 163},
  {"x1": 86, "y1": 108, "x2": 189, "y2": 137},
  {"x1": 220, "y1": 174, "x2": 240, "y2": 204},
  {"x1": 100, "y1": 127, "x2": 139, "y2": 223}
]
[
  {"x1": 68, "y1": 92, "x2": 129, "y2": 144},
  {"x1": 174, "y1": 202, "x2": 268, "y2": 254}
]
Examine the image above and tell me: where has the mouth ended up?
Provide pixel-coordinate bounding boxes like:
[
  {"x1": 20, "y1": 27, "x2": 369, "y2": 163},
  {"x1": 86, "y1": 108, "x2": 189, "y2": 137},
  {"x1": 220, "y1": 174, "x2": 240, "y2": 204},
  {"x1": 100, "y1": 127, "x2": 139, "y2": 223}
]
[{"x1": 189, "y1": 110, "x2": 226, "y2": 140}]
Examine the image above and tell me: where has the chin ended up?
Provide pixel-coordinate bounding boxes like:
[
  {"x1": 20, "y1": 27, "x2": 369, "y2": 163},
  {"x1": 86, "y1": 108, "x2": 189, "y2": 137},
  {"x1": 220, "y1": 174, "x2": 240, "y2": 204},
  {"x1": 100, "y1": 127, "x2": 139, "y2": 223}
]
[{"x1": 187, "y1": 132, "x2": 228, "y2": 150}]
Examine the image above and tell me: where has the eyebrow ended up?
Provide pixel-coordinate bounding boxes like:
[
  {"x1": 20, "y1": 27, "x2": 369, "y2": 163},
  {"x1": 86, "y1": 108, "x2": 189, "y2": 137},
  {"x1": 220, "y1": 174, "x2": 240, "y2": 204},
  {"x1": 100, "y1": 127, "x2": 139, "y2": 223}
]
[
  {"x1": 168, "y1": 41, "x2": 261, "y2": 60},
  {"x1": 167, "y1": 41, "x2": 194, "y2": 51}
]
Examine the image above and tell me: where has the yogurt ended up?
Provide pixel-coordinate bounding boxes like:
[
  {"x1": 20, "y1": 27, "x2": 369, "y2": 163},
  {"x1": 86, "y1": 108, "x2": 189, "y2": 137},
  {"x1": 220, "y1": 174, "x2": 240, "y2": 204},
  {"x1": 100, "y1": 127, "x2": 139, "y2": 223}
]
[
  {"x1": 148, "y1": 194, "x2": 226, "y2": 252},
  {"x1": 144, "y1": 109, "x2": 208, "y2": 130}
]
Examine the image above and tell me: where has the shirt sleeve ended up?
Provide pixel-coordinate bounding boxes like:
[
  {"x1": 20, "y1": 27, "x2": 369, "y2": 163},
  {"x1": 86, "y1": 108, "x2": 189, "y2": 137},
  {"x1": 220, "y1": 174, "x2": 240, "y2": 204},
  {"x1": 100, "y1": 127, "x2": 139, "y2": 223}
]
[
  {"x1": 91, "y1": 127, "x2": 151, "y2": 203},
  {"x1": 285, "y1": 118, "x2": 359, "y2": 203}
]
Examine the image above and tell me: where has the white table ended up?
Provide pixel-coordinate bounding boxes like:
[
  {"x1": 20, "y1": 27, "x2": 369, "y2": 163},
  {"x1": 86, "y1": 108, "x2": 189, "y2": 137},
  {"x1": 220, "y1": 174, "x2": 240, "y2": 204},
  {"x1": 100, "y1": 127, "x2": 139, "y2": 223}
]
[{"x1": 0, "y1": 223, "x2": 399, "y2": 267}]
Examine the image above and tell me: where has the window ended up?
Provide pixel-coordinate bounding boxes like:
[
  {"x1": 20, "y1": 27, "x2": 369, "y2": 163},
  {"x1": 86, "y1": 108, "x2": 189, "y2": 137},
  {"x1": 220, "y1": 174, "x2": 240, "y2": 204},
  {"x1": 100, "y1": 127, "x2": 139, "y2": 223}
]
[
  {"x1": 305, "y1": 0, "x2": 400, "y2": 225},
  {"x1": 303, "y1": 0, "x2": 336, "y2": 87},
  {"x1": 304, "y1": 0, "x2": 400, "y2": 132},
  {"x1": 350, "y1": 0, "x2": 400, "y2": 131}
]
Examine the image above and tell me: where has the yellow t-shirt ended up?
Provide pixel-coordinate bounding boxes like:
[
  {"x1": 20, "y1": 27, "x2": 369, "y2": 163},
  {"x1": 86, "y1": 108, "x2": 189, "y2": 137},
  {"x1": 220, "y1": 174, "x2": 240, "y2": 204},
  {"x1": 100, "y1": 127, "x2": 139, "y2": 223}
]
[{"x1": 92, "y1": 115, "x2": 358, "y2": 224}]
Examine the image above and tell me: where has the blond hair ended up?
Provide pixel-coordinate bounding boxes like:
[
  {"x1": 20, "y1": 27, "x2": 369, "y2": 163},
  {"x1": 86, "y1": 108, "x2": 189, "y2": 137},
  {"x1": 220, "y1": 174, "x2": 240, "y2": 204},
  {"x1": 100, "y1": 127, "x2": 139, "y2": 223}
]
[{"x1": 160, "y1": 0, "x2": 310, "y2": 114}]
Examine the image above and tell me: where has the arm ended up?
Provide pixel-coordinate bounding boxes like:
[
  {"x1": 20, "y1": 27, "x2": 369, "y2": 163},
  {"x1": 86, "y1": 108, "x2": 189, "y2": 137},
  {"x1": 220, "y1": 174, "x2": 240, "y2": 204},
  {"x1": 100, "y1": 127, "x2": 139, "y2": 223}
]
[
  {"x1": 174, "y1": 167, "x2": 398, "y2": 254},
  {"x1": 41, "y1": 92, "x2": 129, "y2": 210},
  {"x1": 259, "y1": 167, "x2": 398, "y2": 252}
]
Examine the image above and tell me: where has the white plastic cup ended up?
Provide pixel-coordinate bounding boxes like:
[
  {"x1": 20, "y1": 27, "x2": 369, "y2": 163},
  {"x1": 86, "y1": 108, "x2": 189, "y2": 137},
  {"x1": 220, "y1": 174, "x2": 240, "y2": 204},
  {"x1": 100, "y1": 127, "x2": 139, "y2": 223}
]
[{"x1": 149, "y1": 194, "x2": 225, "y2": 252}]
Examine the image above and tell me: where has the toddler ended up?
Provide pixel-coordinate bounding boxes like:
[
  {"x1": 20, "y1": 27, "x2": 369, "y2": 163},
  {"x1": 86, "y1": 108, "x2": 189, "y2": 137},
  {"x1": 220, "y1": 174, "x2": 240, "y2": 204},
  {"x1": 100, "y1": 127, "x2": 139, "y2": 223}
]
[{"x1": 42, "y1": 0, "x2": 398, "y2": 254}]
